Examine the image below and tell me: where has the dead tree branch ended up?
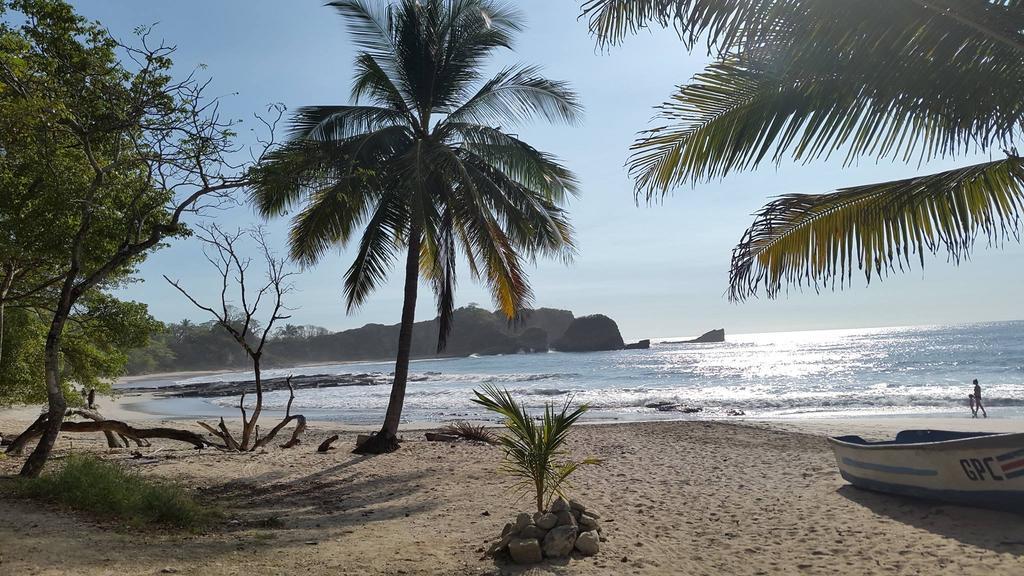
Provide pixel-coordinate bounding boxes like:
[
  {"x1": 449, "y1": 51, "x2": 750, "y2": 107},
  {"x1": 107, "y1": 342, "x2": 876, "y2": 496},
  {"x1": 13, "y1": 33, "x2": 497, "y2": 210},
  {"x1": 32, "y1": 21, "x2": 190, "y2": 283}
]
[{"x1": 164, "y1": 228, "x2": 302, "y2": 452}]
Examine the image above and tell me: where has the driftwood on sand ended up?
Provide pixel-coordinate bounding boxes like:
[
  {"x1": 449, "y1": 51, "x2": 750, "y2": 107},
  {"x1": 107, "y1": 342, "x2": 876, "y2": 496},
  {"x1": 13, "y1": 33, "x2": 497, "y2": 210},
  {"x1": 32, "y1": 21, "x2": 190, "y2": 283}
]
[
  {"x1": 317, "y1": 434, "x2": 340, "y2": 452},
  {"x1": 4, "y1": 407, "x2": 212, "y2": 456}
]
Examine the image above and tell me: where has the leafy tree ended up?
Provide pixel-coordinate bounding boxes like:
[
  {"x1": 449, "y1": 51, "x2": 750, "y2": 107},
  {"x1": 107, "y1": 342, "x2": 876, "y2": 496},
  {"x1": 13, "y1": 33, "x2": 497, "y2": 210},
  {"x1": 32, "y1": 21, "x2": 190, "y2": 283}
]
[
  {"x1": 250, "y1": 0, "x2": 580, "y2": 453},
  {"x1": 0, "y1": 295, "x2": 158, "y2": 407},
  {"x1": 582, "y1": 0, "x2": 1024, "y2": 299},
  {"x1": 0, "y1": 0, "x2": 275, "y2": 476}
]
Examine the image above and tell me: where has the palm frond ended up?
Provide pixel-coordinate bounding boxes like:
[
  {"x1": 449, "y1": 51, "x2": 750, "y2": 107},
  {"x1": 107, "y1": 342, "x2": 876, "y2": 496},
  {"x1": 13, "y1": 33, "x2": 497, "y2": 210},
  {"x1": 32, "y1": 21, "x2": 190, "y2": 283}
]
[
  {"x1": 582, "y1": 0, "x2": 1024, "y2": 55},
  {"x1": 287, "y1": 180, "x2": 375, "y2": 267},
  {"x1": 447, "y1": 122, "x2": 579, "y2": 203},
  {"x1": 443, "y1": 65, "x2": 582, "y2": 127},
  {"x1": 248, "y1": 140, "x2": 355, "y2": 218},
  {"x1": 439, "y1": 419, "x2": 499, "y2": 444},
  {"x1": 289, "y1": 105, "x2": 409, "y2": 142},
  {"x1": 419, "y1": 204, "x2": 458, "y2": 350},
  {"x1": 458, "y1": 149, "x2": 577, "y2": 263},
  {"x1": 630, "y1": 53, "x2": 1023, "y2": 199},
  {"x1": 471, "y1": 384, "x2": 596, "y2": 511},
  {"x1": 350, "y1": 53, "x2": 415, "y2": 115},
  {"x1": 343, "y1": 193, "x2": 407, "y2": 310},
  {"x1": 423, "y1": 0, "x2": 524, "y2": 110},
  {"x1": 328, "y1": 0, "x2": 398, "y2": 59},
  {"x1": 729, "y1": 157, "x2": 1024, "y2": 301}
]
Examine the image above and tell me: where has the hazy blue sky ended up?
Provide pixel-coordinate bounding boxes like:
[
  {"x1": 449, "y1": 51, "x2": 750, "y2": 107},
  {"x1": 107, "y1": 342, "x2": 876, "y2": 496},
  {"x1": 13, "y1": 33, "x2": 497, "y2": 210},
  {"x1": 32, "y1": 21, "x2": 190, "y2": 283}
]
[{"x1": 69, "y1": 0, "x2": 1023, "y2": 341}]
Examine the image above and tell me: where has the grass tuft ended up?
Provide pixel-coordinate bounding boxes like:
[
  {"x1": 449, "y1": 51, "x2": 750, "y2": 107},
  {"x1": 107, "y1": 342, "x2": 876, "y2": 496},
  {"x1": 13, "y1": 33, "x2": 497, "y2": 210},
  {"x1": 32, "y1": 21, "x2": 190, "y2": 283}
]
[
  {"x1": 439, "y1": 420, "x2": 500, "y2": 445},
  {"x1": 14, "y1": 454, "x2": 219, "y2": 530}
]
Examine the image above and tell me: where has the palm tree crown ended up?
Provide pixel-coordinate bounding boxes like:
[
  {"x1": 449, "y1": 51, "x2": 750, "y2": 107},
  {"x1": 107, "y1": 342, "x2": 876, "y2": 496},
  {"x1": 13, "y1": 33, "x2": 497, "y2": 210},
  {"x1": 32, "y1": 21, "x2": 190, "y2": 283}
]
[
  {"x1": 582, "y1": 0, "x2": 1024, "y2": 300},
  {"x1": 252, "y1": 0, "x2": 580, "y2": 344}
]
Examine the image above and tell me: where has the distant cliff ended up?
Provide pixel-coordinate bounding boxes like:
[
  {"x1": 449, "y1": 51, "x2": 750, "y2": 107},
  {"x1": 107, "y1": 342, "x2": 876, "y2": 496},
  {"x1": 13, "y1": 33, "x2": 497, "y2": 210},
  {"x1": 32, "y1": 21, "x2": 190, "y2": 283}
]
[
  {"x1": 127, "y1": 306, "x2": 579, "y2": 374},
  {"x1": 271, "y1": 306, "x2": 578, "y2": 362}
]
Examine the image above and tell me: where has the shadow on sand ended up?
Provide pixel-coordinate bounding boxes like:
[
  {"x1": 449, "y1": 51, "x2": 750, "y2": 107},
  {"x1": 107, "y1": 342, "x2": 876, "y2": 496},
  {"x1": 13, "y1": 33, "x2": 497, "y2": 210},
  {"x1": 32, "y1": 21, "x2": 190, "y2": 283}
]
[
  {"x1": 837, "y1": 485, "x2": 1024, "y2": 554},
  {"x1": 202, "y1": 455, "x2": 438, "y2": 532}
]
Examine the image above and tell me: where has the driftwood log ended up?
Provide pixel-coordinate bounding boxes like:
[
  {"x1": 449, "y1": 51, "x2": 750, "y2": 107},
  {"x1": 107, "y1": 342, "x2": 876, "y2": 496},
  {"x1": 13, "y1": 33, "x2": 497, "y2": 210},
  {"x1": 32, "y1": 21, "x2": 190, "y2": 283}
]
[
  {"x1": 317, "y1": 435, "x2": 340, "y2": 453},
  {"x1": 5, "y1": 409, "x2": 212, "y2": 456}
]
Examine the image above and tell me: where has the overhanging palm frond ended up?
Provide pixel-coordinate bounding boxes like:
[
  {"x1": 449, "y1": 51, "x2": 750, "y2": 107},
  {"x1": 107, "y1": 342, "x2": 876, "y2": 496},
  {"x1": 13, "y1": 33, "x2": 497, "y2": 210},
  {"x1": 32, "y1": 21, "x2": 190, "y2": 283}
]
[
  {"x1": 729, "y1": 157, "x2": 1024, "y2": 301},
  {"x1": 629, "y1": 54, "x2": 1022, "y2": 199},
  {"x1": 581, "y1": 0, "x2": 1024, "y2": 55},
  {"x1": 582, "y1": 0, "x2": 763, "y2": 49}
]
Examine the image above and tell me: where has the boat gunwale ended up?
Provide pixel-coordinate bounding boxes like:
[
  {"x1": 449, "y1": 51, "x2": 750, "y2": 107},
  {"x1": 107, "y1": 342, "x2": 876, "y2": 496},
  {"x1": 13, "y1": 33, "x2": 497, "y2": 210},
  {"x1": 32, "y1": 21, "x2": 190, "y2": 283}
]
[{"x1": 827, "y1": 430, "x2": 1024, "y2": 451}]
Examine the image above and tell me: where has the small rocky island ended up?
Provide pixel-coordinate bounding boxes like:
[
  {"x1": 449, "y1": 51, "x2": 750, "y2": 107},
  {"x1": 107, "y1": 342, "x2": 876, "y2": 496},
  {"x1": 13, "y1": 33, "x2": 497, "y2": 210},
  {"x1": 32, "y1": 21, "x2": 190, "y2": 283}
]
[{"x1": 684, "y1": 328, "x2": 725, "y2": 343}]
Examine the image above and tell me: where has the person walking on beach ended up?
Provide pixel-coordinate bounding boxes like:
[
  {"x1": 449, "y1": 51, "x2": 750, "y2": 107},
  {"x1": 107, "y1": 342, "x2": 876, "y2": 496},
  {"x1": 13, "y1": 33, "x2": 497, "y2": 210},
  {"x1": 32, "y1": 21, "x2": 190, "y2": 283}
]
[
  {"x1": 969, "y1": 394, "x2": 977, "y2": 418},
  {"x1": 973, "y1": 379, "x2": 988, "y2": 418}
]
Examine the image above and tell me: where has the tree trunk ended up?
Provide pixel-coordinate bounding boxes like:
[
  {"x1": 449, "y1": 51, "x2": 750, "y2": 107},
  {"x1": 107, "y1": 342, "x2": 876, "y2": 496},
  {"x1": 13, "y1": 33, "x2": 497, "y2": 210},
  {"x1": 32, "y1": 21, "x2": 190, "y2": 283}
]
[
  {"x1": 241, "y1": 359, "x2": 263, "y2": 451},
  {"x1": 354, "y1": 225, "x2": 421, "y2": 454},
  {"x1": 0, "y1": 298, "x2": 6, "y2": 371},
  {"x1": 0, "y1": 266, "x2": 12, "y2": 370},
  {"x1": 20, "y1": 280, "x2": 73, "y2": 477}
]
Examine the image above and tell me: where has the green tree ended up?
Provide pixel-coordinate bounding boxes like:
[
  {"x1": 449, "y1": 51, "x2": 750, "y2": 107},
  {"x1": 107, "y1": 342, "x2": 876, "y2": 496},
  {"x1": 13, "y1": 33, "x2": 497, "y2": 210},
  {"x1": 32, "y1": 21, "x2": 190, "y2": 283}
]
[
  {"x1": 250, "y1": 0, "x2": 580, "y2": 453},
  {"x1": 0, "y1": 0, "x2": 273, "y2": 476},
  {"x1": 0, "y1": 295, "x2": 159, "y2": 407},
  {"x1": 582, "y1": 1, "x2": 1024, "y2": 299}
]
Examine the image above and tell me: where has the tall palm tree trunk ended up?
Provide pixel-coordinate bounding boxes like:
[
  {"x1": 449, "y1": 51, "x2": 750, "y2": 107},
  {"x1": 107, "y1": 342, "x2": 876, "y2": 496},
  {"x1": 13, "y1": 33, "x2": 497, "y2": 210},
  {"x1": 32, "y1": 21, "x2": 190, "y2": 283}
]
[{"x1": 355, "y1": 224, "x2": 421, "y2": 454}]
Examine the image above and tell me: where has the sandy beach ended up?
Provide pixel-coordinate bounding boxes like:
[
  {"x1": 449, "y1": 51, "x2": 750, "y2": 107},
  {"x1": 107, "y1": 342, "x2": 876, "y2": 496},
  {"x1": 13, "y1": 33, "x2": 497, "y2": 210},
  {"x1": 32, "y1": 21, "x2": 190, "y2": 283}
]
[{"x1": 2, "y1": 408, "x2": 1023, "y2": 576}]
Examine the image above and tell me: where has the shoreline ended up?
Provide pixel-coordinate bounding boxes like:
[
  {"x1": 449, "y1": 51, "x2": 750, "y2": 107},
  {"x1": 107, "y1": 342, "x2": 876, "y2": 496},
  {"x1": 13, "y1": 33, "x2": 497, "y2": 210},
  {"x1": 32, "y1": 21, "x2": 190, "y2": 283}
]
[{"x1": 3, "y1": 389, "x2": 1023, "y2": 440}]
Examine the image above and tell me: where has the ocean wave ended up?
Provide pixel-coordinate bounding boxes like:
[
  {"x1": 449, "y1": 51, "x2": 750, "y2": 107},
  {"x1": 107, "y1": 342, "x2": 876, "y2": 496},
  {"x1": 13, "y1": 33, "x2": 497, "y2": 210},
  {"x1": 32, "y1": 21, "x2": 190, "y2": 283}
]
[{"x1": 416, "y1": 372, "x2": 580, "y2": 384}]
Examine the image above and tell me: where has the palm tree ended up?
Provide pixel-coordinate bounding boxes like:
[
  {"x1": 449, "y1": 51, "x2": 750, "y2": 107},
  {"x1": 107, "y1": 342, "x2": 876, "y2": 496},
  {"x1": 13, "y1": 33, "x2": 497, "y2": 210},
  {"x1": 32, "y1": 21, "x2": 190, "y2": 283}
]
[
  {"x1": 582, "y1": 0, "x2": 1024, "y2": 300},
  {"x1": 250, "y1": 0, "x2": 580, "y2": 454}
]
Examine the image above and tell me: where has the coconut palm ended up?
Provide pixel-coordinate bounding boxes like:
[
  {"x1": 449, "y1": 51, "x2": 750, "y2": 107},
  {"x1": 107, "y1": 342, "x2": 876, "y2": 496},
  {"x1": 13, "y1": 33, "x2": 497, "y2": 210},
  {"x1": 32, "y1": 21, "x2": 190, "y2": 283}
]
[
  {"x1": 250, "y1": 0, "x2": 580, "y2": 453},
  {"x1": 471, "y1": 384, "x2": 598, "y2": 512},
  {"x1": 582, "y1": 0, "x2": 1024, "y2": 300}
]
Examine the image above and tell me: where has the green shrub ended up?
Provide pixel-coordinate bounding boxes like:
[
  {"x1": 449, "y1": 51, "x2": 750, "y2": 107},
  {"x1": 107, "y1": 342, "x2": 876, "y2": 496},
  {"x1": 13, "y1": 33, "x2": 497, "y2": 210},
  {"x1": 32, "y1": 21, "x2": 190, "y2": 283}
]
[
  {"x1": 471, "y1": 384, "x2": 599, "y2": 512},
  {"x1": 14, "y1": 454, "x2": 218, "y2": 529}
]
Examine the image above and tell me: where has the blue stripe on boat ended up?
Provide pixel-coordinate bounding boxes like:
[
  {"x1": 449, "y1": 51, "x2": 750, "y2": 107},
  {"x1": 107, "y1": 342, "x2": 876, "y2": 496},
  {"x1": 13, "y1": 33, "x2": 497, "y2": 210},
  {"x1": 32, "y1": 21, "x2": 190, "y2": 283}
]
[
  {"x1": 996, "y1": 447, "x2": 1024, "y2": 462},
  {"x1": 840, "y1": 471, "x2": 1024, "y2": 513},
  {"x1": 1006, "y1": 468, "x2": 1024, "y2": 480},
  {"x1": 841, "y1": 457, "x2": 938, "y2": 477}
]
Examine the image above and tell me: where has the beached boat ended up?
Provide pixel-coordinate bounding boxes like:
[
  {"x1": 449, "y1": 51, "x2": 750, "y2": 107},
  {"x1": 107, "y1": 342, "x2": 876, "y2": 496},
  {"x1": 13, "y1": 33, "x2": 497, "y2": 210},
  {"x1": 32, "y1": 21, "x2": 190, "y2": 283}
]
[{"x1": 828, "y1": 430, "x2": 1024, "y2": 511}]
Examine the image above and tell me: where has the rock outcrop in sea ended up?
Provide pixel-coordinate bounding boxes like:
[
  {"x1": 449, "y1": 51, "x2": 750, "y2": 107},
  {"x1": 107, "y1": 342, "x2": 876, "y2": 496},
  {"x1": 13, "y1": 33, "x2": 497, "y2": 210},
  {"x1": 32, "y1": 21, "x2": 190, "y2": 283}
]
[
  {"x1": 685, "y1": 328, "x2": 725, "y2": 343},
  {"x1": 623, "y1": 339, "x2": 650, "y2": 350},
  {"x1": 552, "y1": 315, "x2": 625, "y2": 352}
]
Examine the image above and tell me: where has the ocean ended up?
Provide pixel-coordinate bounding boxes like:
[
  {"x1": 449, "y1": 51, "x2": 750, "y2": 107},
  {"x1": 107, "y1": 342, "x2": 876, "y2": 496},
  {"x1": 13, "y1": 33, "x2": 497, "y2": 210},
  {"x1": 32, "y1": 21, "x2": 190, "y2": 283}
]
[{"x1": 138, "y1": 320, "x2": 1024, "y2": 424}]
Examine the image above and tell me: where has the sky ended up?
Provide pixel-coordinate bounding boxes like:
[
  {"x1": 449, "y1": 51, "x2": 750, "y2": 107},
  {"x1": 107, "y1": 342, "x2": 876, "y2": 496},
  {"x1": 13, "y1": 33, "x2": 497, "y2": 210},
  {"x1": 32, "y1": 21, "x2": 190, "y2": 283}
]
[{"x1": 64, "y1": 0, "x2": 1024, "y2": 342}]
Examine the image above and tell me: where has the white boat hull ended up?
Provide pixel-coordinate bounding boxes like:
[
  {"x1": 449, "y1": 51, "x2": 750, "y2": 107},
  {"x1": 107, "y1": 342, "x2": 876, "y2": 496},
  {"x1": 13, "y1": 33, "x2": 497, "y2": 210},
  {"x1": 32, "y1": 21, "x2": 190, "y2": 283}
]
[{"x1": 828, "y1": 430, "x2": 1024, "y2": 511}]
